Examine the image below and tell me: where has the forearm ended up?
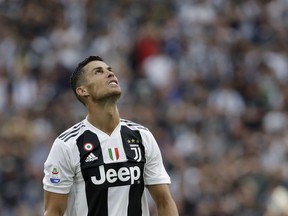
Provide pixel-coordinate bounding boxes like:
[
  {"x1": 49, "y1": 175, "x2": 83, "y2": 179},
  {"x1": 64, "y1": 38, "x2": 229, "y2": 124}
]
[
  {"x1": 44, "y1": 211, "x2": 62, "y2": 216},
  {"x1": 147, "y1": 184, "x2": 179, "y2": 216},
  {"x1": 44, "y1": 209, "x2": 65, "y2": 216},
  {"x1": 44, "y1": 191, "x2": 68, "y2": 216},
  {"x1": 157, "y1": 200, "x2": 179, "y2": 216}
]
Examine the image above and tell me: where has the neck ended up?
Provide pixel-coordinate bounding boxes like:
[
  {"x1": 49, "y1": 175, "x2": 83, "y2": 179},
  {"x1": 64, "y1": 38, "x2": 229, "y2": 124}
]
[{"x1": 86, "y1": 101, "x2": 120, "y2": 136}]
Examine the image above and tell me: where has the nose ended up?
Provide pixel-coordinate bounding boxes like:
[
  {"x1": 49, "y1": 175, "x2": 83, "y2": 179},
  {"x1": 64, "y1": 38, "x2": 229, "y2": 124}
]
[{"x1": 107, "y1": 70, "x2": 115, "y2": 78}]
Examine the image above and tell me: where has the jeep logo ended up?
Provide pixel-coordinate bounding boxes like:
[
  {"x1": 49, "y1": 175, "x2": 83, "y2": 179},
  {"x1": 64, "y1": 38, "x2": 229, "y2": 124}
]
[{"x1": 91, "y1": 165, "x2": 141, "y2": 185}]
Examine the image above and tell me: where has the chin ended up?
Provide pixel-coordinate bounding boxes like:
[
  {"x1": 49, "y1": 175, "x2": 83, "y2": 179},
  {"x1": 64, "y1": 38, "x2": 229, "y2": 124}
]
[
  {"x1": 102, "y1": 91, "x2": 122, "y2": 101},
  {"x1": 110, "y1": 88, "x2": 122, "y2": 96}
]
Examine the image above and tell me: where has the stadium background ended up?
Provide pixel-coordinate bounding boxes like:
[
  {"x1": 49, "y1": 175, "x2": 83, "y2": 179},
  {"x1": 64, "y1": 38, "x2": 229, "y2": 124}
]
[{"x1": 1, "y1": 0, "x2": 288, "y2": 215}]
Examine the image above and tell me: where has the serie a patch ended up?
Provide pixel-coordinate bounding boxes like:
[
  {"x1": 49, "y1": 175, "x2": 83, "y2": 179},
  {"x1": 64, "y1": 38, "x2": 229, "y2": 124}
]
[{"x1": 50, "y1": 166, "x2": 61, "y2": 184}]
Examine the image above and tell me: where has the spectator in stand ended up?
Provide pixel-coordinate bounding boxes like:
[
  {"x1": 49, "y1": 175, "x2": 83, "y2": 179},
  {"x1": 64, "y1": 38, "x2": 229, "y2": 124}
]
[{"x1": 0, "y1": 0, "x2": 288, "y2": 215}]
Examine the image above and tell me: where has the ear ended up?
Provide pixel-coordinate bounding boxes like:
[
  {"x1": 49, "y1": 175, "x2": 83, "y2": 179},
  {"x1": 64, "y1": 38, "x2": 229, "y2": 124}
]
[{"x1": 76, "y1": 86, "x2": 89, "y2": 97}]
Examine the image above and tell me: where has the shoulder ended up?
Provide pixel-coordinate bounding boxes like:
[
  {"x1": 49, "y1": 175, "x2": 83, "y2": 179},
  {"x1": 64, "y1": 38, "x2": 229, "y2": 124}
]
[
  {"x1": 120, "y1": 119, "x2": 149, "y2": 132},
  {"x1": 120, "y1": 119, "x2": 156, "y2": 143},
  {"x1": 57, "y1": 120, "x2": 86, "y2": 143}
]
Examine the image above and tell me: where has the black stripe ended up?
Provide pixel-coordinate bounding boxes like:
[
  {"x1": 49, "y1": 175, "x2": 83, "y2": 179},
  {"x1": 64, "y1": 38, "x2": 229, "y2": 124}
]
[
  {"x1": 63, "y1": 131, "x2": 80, "y2": 142},
  {"x1": 61, "y1": 125, "x2": 85, "y2": 142},
  {"x1": 121, "y1": 125, "x2": 146, "y2": 216},
  {"x1": 127, "y1": 123, "x2": 143, "y2": 128},
  {"x1": 121, "y1": 119, "x2": 142, "y2": 127},
  {"x1": 87, "y1": 189, "x2": 108, "y2": 216},
  {"x1": 128, "y1": 182, "x2": 145, "y2": 216},
  {"x1": 121, "y1": 119, "x2": 148, "y2": 131},
  {"x1": 59, "y1": 122, "x2": 83, "y2": 139},
  {"x1": 121, "y1": 126, "x2": 146, "y2": 163},
  {"x1": 76, "y1": 130, "x2": 108, "y2": 216},
  {"x1": 58, "y1": 122, "x2": 81, "y2": 138}
]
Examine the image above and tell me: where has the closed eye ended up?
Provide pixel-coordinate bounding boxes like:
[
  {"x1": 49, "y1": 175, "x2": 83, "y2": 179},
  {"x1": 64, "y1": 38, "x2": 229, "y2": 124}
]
[
  {"x1": 92, "y1": 66, "x2": 113, "y2": 74},
  {"x1": 93, "y1": 67, "x2": 104, "y2": 74}
]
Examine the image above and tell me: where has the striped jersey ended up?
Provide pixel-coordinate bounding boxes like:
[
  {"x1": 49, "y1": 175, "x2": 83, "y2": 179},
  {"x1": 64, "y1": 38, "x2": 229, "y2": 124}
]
[{"x1": 43, "y1": 118, "x2": 171, "y2": 216}]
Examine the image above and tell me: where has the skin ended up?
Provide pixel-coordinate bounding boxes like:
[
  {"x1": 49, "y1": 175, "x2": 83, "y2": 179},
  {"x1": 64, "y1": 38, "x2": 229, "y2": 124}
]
[{"x1": 44, "y1": 60, "x2": 179, "y2": 216}]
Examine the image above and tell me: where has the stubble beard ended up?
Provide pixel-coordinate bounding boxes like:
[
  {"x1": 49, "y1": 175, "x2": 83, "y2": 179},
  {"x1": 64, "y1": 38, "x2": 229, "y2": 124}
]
[{"x1": 92, "y1": 90, "x2": 122, "y2": 104}]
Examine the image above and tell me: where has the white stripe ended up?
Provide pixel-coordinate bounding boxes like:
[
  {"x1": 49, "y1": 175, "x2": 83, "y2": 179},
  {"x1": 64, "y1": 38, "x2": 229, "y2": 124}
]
[{"x1": 108, "y1": 186, "x2": 130, "y2": 216}]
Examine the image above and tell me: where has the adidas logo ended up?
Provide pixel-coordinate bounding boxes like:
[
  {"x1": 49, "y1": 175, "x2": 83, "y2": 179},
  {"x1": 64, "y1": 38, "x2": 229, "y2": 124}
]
[{"x1": 85, "y1": 153, "x2": 98, "y2": 162}]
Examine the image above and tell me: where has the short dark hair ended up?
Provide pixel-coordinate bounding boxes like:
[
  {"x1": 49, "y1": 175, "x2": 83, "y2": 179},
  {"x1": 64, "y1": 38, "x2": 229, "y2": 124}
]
[{"x1": 70, "y1": 56, "x2": 104, "y2": 104}]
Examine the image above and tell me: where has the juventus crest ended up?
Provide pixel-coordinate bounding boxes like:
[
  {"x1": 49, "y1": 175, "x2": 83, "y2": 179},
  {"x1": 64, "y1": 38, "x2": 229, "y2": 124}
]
[{"x1": 130, "y1": 144, "x2": 142, "y2": 162}]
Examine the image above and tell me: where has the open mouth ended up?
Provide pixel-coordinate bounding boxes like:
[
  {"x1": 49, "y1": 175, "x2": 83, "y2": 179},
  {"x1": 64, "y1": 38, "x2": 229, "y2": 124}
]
[{"x1": 108, "y1": 80, "x2": 118, "y2": 86}]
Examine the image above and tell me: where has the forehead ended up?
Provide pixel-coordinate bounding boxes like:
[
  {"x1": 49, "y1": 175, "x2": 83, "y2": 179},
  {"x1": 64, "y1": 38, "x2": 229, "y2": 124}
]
[{"x1": 84, "y1": 60, "x2": 109, "y2": 72}]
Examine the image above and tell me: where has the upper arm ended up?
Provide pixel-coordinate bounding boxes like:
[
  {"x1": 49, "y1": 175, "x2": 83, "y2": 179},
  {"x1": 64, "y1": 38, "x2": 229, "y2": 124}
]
[
  {"x1": 147, "y1": 184, "x2": 179, "y2": 216},
  {"x1": 44, "y1": 190, "x2": 68, "y2": 216},
  {"x1": 142, "y1": 130, "x2": 171, "y2": 185},
  {"x1": 142, "y1": 130, "x2": 178, "y2": 214},
  {"x1": 43, "y1": 139, "x2": 75, "y2": 194},
  {"x1": 43, "y1": 139, "x2": 76, "y2": 215},
  {"x1": 147, "y1": 184, "x2": 173, "y2": 205}
]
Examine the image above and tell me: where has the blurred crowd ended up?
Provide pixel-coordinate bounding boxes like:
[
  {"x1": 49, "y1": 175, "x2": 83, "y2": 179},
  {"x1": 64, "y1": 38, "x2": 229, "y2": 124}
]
[{"x1": 1, "y1": 0, "x2": 288, "y2": 215}]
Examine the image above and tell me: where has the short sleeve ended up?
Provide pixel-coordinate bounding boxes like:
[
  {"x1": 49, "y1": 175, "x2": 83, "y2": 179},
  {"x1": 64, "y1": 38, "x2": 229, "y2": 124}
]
[
  {"x1": 142, "y1": 130, "x2": 171, "y2": 185},
  {"x1": 43, "y1": 138, "x2": 75, "y2": 194}
]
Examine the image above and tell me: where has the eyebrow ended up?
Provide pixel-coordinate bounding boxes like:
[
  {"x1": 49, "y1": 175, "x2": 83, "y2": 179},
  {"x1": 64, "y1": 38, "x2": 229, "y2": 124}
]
[
  {"x1": 93, "y1": 67, "x2": 103, "y2": 71},
  {"x1": 92, "y1": 66, "x2": 113, "y2": 71}
]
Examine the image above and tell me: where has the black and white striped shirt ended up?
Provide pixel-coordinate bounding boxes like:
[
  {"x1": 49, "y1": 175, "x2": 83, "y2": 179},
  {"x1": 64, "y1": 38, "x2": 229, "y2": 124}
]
[{"x1": 43, "y1": 118, "x2": 171, "y2": 216}]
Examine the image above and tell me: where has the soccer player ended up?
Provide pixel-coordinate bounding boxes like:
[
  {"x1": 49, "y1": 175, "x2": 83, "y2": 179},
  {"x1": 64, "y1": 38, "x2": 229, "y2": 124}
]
[{"x1": 43, "y1": 56, "x2": 179, "y2": 216}]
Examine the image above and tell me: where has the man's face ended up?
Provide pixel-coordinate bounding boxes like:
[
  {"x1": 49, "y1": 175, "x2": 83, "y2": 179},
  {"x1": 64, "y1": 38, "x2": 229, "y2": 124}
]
[{"x1": 78, "y1": 60, "x2": 122, "y2": 102}]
